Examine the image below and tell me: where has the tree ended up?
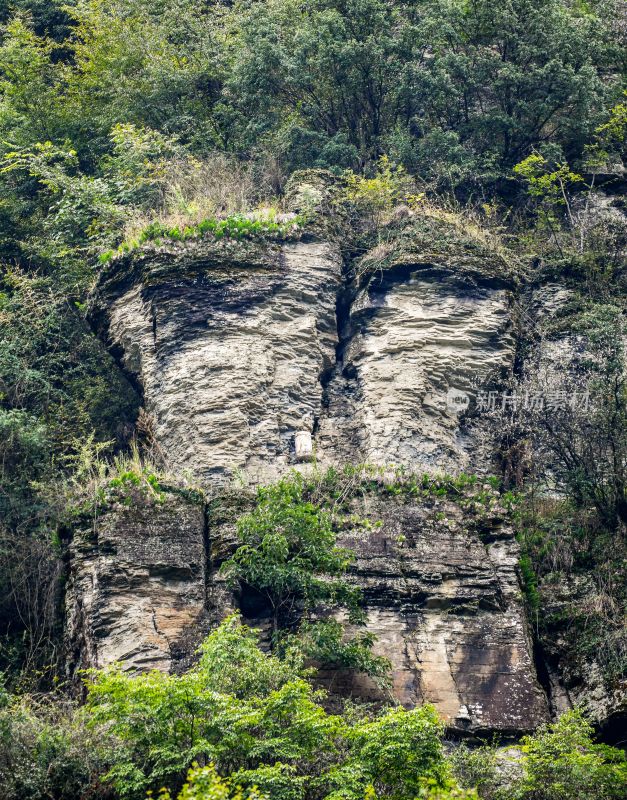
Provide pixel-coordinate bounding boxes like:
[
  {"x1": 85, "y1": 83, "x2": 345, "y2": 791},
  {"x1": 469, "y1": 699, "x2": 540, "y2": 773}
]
[
  {"x1": 412, "y1": 0, "x2": 618, "y2": 181},
  {"x1": 523, "y1": 304, "x2": 627, "y2": 529},
  {"x1": 513, "y1": 152, "x2": 584, "y2": 252},
  {"x1": 0, "y1": 13, "x2": 64, "y2": 144},
  {"x1": 86, "y1": 615, "x2": 339, "y2": 800},
  {"x1": 157, "y1": 764, "x2": 269, "y2": 800},
  {"x1": 0, "y1": 685, "x2": 113, "y2": 800},
  {"x1": 85, "y1": 615, "x2": 450, "y2": 800},
  {"x1": 61, "y1": 0, "x2": 226, "y2": 149},
  {"x1": 517, "y1": 709, "x2": 627, "y2": 800},
  {"x1": 221, "y1": 472, "x2": 361, "y2": 637},
  {"x1": 326, "y1": 706, "x2": 450, "y2": 800},
  {"x1": 225, "y1": 0, "x2": 619, "y2": 185},
  {"x1": 226, "y1": 0, "x2": 421, "y2": 168}
]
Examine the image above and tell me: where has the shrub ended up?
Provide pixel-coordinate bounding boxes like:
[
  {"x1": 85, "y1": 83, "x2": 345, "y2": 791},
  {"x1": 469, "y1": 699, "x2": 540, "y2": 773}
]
[
  {"x1": 323, "y1": 705, "x2": 453, "y2": 800},
  {"x1": 450, "y1": 711, "x2": 627, "y2": 800},
  {"x1": 449, "y1": 742, "x2": 500, "y2": 800},
  {"x1": 515, "y1": 709, "x2": 627, "y2": 800},
  {"x1": 221, "y1": 472, "x2": 362, "y2": 637},
  {"x1": 0, "y1": 689, "x2": 114, "y2": 800},
  {"x1": 85, "y1": 615, "x2": 335, "y2": 799},
  {"x1": 288, "y1": 619, "x2": 391, "y2": 691},
  {"x1": 85, "y1": 616, "x2": 446, "y2": 800},
  {"x1": 341, "y1": 156, "x2": 415, "y2": 227},
  {"x1": 157, "y1": 763, "x2": 269, "y2": 800}
]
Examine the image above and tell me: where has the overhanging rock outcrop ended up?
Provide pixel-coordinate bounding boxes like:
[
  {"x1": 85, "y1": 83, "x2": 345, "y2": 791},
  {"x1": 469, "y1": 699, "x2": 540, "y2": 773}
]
[
  {"x1": 317, "y1": 221, "x2": 516, "y2": 473},
  {"x1": 92, "y1": 207, "x2": 517, "y2": 484},
  {"x1": 93, "y1": 235, "x2": 342, "y2": 485}
]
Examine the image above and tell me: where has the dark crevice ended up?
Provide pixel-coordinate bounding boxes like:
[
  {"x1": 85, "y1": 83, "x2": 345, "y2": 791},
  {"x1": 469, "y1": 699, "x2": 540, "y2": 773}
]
[
  {"x1": 87, "y1": 304, "x2": 145, "y2": 409},
  {"x1": 532, "y1": 638, "x2": 555, "y2": 713},
  {"x1": 597, "y1": 711, "x2": 627, "y2": 747},
  {"x1": 202, "y1": 502, "x2": 211, "y2": 609},
  {"x1": 237, "y1": 583, "x2": 273, "y2": 620},
  {"x1": 318, "y1": 258, "x2": 359, "y2": 420}
]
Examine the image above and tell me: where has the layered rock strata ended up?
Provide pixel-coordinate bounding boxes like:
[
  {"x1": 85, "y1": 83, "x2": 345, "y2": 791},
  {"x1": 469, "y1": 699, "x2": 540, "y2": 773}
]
[
  {"x1": 317, "y1": 264, "x2": 514, "y2": 474},
  {"x1": 64, "y1": 493, "x2": 207, "y2": 673},
  {"x1": 94, "y1": 212, "x2": 516, "y2": 483},
  {"x1": 70, "y1": 187, "x2": 572, "y2": 734},
  {"x1": 319, "y1": 491, "x2": 549, "y2": 733},
  {"x1": 94, "y1": 236, "x2": 342, "y2": 485}
]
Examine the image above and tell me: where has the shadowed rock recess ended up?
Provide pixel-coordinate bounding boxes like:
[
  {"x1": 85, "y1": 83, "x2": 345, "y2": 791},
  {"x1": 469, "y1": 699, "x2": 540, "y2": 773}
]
[{"x1": 67, "y1": 178, "x2": 565, "y2": 735}]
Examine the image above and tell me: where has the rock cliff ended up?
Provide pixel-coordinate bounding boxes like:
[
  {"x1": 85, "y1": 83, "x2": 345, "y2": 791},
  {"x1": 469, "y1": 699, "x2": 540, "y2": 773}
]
[
  {"x1": 66, "y1": 175, "x2": 622, "y2": 736},
  {"x1": 64, "y1": 492, "x2": 207, "y2": 674},
  {"x1": 328, "y1": 489, "x2": 548, "y2": 734}
]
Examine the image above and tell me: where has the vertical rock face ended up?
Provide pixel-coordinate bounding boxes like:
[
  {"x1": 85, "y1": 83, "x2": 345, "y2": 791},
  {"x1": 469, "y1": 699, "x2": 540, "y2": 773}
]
[
  {"x1": 511, "y1": 280, "x2": 627, "y2": 734},
  {"x1": 93, "y1": 211, "x2": 515, "y2": 485},
  {"x1": 98, "y1": 237, "x2": 342, "y2": 485},
  {"x1": 316, "y1": 492, "x2": 548, "y2": 733},
  {"x1": 318, "y1": 269, "x2": 514, "y2": 473},
  {"x1": 64, "y1": 493, "x2": 207, "y2": 673},
  {"x1": 74, "y1": 199, "x2": 555, "y2": 733}
]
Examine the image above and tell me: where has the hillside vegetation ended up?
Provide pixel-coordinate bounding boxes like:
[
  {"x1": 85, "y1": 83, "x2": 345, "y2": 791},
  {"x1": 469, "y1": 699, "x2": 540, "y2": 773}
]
[{"x1": 0, "y1": 1, "x2": 626, "y2": 799}]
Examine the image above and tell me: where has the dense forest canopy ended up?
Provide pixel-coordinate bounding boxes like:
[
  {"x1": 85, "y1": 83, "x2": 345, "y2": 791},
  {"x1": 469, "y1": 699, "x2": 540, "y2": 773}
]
[
  {"x1": 0, "y1": 0, "x2": 623, "y2": 285},
  {"x1": 0, "y1": 1, "x2": 626, "y2": 799}
]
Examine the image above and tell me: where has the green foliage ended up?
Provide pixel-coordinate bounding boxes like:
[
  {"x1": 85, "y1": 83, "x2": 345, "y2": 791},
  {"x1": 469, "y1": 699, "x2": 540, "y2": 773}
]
[
  {"x1": 543, "y1": 303, "x2": 627, "y2": 529},
  {"x1": 85, "y1": 615, "x2": 447, "y2": 800},
  {"x1": 514, "y1": 155, "x2": 583, "y2": 215},
  {"x1": 449, "y1": 742, "x2": 500, "y2": 800},
  {"x1": 516, "y1": 709, "x2": 627, "y2": 800},
  {"x1": 518, "y1": 554, "x2": 540, "y2": 614},
  {"x1": 157, "y1": 763, "x2": 269, "y2": 800},
  {"x1": 222, "y1": 472, "x2": 362, "y2": 634},
  {"x1": 287, "y1": 620, "x2": 391, "y2": 690},
  {"x1": 449, "y1": 712, "x2": 627, "y2": 800},
  {"x1": 413, "y1": 786, "x2": 479, "y2": 800},
  {"x1": 86, "y1": 616, "x2": 319, "y2": 798},
  {"x1": 226, "y1": 0, "x2": 618, "y2": 182},
  {"x1": 104, "y1": 212, "x2": 305, "y2": 263},
  {"x1": 0, "y1": 0, "x2": 619, "y2": 304},
  {"x1": 0, "y1": 2, "x2": 71, "y2": 41},
  {"x1": 0, "y1": 4, "x2": 624, "y2": 799},
  {"x1": 2, "y1": 622, "x2": 625, "y2": 800},
  {"x1": 0, "y1": 267, "x2": 138, "y2": 678},
  {"x1": 0, "y1": 688, "x2": 114, "y2": 800},
  {"x1": 585, "y1": 91, "x2": 627, "y2": 170},
  {"x1": 196, "y1": 614, "x2": 308, "y2": 699},
  {"x1": 0, "y1": 0, "x2": 619, "y2": 248},
  {"x1": 0, "y1": 13, "x2": 64, "y2": 143},
  {"x1": 0, "y1": 268, "x2": 138, "y2": 529},
  {"x1": 341, "y1": 156, "x2": 416, "y2": 225},
  {"x1": 516, "y1": 493, "x2": 626, "y2": 689},
  {"x1": 61, "y1": 0, "x2": 224, "y2": 146},
  {"x1": 326, "y1": 705, "x2": 449, "y2": 800},
  {"x1": 0, "y1": 125, "x2": 190, "y2": 286}
]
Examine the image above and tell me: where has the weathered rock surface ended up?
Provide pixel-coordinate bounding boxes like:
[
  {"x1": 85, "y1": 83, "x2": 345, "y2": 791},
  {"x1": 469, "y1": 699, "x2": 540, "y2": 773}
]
[
  {"x1": 509, "y1": 278, "x2": 627, "y2": 736},
  {"x1": 95, "y1": 237, "x2": 342, "y2": 485},
  {"x1": 64, "y1": 493, "x2": 207, "y2": 674},
  {"x1": 95, "y1": 211, "x2": 516, "y2": 483},
  {"x1": 73, "y1": 207, "x2": 550, "y2": 734},
  {"x1": 538, "y1": 573, "x2": 627, "y2": 738},
  {"x1": 322, "y1": 493, "x2": 549, "y2": 733},
  {"x1": 318, "y1": 267, "x2": 514, "y2": 474},
  {"x1": 75, "y1": 192, "x2": 627, "y2": 735}
]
